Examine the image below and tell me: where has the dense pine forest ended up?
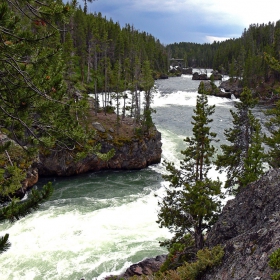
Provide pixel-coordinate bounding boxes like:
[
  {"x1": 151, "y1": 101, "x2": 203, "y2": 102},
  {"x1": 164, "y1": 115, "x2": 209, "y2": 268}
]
[{"x1": 167, "y1": 21, "x2": 280, "y2": 96}]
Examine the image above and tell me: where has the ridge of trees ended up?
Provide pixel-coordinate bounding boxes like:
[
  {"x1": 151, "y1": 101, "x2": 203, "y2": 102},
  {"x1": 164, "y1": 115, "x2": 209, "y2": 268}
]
[{"x1": 167, "y1": 21, "x2": 280, "y2": 93}]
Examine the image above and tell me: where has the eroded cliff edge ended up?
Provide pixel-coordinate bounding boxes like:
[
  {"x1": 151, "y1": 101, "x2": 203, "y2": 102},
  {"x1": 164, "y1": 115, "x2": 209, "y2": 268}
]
[
  {"x1": 201, "y1": 168, "x2": 280, "y2": 280},
  {"x1": 36, "y1": 125, "x2": 162, "y2": 176}
]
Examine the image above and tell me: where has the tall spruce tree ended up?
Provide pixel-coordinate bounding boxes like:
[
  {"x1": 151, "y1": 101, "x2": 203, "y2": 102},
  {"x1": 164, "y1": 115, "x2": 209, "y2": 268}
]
[
  {"x1": 140, "y1": 60, "x2": 155, "y2": 133},
  {"x1": 157, "y1": 86, "x2": 222, "y2": 251},
  {"x1": 264, "y1": 53, "x2": 280, "y2": 168},
  {"x1": 216, "y1": 87, "x2": 265, "y2": 194}
]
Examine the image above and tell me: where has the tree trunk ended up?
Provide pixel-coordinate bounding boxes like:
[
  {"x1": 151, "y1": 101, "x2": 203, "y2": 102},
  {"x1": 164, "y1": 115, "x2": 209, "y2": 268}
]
[{"x1": 195, "y1": 227, "x2": 204, "y2": 250}]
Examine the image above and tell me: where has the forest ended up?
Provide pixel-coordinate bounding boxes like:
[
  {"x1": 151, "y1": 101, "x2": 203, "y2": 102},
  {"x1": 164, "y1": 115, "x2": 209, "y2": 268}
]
[
  {"x1": 1, "y1": 0, "x2": 280, "y2": 277},
  {"x1": 167, "y1": 21, "x2": 280, "y2": 96}
]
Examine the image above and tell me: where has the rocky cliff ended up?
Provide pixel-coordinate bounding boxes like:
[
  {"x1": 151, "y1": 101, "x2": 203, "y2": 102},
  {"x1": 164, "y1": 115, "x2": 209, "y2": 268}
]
[
  {"x1": 201, "y1": 168, "x2": 280, "y2": 280},
  {"x1": 37, "y1": 126, "x2": 162, "y2": 176}
]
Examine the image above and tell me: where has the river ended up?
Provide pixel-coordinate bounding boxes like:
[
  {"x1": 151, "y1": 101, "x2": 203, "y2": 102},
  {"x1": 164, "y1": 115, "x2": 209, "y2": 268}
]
[{"x1": 0, "y1": 74, "x2": 267, "y2": 280}]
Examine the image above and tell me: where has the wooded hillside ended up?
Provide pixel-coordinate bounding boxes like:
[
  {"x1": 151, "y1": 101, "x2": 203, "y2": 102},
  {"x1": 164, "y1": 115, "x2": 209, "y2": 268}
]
[{"x1": 167, "y1": 21, "x2": 280, "y2": 92}]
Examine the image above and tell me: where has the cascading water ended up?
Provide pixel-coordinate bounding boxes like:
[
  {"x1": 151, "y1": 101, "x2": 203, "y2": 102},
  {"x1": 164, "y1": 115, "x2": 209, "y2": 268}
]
[{"x1": 0, "y1": 74, "x2": 267, "y2": 280}]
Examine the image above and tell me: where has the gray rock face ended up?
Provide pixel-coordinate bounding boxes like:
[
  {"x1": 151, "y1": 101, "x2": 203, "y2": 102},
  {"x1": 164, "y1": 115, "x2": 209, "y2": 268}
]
[{"x1": 201, "y1": 168, "x2": 280, "y2": 280}]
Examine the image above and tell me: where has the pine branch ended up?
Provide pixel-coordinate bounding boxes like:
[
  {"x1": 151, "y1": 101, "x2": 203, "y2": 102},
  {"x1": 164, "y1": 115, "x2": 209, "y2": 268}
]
[
  {"x1": 0, "y1": 233, "x2": 11, "y2": 254},
  {"x1": 0, "y1": 182, "x2": 53, "y2": 223}
]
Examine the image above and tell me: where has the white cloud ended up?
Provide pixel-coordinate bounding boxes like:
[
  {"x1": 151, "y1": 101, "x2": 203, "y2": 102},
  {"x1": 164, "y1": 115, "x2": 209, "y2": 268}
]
[
  {"x1": 86, "y1": 0, "x2": 280, "y2": 44},
  {"x1": 130, "y1": 0, "x2": 280, "y2": 25}
]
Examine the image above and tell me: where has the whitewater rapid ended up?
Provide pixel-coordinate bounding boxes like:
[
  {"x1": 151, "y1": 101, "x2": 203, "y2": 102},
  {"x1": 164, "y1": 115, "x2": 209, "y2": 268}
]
[{"x1": 0, "y1": 76, "x2": 246, "y2": 280}]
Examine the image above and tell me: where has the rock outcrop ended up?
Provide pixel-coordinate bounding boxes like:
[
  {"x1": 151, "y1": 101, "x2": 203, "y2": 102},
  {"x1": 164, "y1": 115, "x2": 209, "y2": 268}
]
[
  {"x1": 192, "y1": 72, "x2": 208, "y2": 80},
  {"x1": 210, "y1": 70, "x2": 223, "y2": 80},
  {"x1": 219, "y1": 78, "x2": 243, "y2": 98},
  {"x1": 105, "y1": 255, "x2": 167, "y2": 279},
  {"x1": 158, "y1": 74, "x2": 168, "y2": 79},
  {"x1": 199, "y1": 81, "x2": 232, "y2": 98},
  {"x1": 182, "y1": 67, "x2": 193, "y2": 75},
  {"x1": 201, "y1": 168, "x2": 280, "y2": 280},
  {"x1": 37, "y1": 128, "x2": 162, "y2": 176}
]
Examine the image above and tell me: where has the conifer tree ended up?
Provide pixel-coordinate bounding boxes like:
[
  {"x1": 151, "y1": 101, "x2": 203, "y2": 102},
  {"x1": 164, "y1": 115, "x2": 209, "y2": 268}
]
[
  {"x1": 264, "y1": 52, "x2": 280, "y2": 167},
  {"x1": 140, "y1": 60, "x2": 155, "y2": 133},
  {"x1": 157, "y1": 87, "x2": 222, "y2": 251},
  {"x1": 216, "y1": 87, "x2": 265, "y2": 194}
]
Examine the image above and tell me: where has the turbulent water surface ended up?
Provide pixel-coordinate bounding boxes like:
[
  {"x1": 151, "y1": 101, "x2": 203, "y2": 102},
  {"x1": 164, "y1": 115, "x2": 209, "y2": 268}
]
[{"x1": 0, "y1": 74, "x2": 266, "y2": 280}]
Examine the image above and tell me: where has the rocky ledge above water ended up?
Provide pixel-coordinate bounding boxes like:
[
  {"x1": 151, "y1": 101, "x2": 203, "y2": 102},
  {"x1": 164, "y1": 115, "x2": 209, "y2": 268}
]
[{"x1": 36, "y1": 125, "x2": 162, "y2": 176}]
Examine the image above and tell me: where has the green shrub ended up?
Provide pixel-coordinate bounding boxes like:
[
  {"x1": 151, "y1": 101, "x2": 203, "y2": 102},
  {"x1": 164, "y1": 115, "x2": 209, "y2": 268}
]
[
  {"x1": 269, "y1": 248, "x2": 280, "y2": 280},
  {"x1": 160, "y1": 234, "x2": 195, "y2": 272},
  {"x1": 172, "y1": 245, "x2": 224, "y2": 280},
  {"x1": 129, "y1": 245, "x2": 224, "y2": 280}
]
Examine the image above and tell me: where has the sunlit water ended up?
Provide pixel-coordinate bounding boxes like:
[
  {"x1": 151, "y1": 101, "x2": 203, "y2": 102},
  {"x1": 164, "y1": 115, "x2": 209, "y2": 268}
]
[{"x1": 0, "y1": 74, "x2": 267, "y2": 280}]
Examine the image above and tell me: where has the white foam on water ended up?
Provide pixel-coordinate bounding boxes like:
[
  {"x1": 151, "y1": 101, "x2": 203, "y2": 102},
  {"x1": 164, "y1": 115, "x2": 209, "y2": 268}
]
[
  {"x1": 0, "y1": 185, "x2": 170, "y2": 280},
  {"x1": 153, "y1": 90, "x2": 236, "y2": 109}
]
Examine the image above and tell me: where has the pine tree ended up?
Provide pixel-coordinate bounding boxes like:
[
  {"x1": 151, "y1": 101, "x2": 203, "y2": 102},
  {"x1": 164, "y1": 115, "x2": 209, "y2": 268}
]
[
  {"x1": 140, "y1": 60, "x2": 155, "y2": 133},
  {"x1": 157, "y1": 88, "x2": 222, "y2": 251},
  {"x1": 263, "y1": 52, "x2": 280, "y2": 167},
  {"x1": 216, "y1": 87, "x2": 265, "y2": 194},
  {"x1": 265, "y1": 99, "x2": 280, "y2": 168}
]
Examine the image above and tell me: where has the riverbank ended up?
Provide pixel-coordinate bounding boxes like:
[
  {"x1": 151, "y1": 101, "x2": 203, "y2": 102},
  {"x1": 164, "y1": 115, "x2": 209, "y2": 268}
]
[{"x1": 37, "y1": 112, "x2": 162, "y2": 176}]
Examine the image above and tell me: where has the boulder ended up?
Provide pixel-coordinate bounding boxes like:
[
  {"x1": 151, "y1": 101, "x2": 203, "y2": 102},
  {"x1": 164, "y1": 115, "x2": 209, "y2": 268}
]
[
  {"x1": 210, "y1": 72, "x2": 222, "y2": 80},
  {"x1": 22, "y1": 167, "x2": 39, "y2": 190},
  {"x1": 219, "y1": 78, "x2": 243, "y2": 98},
  {"x1": 192, "y1": 72, "x2": 209, "y2": 80},
  {"x1": 199, "y1": 81, "x2": 231, "y2": 98},
  {"x1": 201, "y1": 168, "x2": 280, "y2": 280},
  {"x1": 92, "y1": 122, "x2": 106, "y2": 133},
  {"x1": 182, "y1": 67, "x2": 193, "y2": 75},
  {"x1": 105, "y1": 255, "x2": 167, "y2": 279},
  {"x1": 122, "y1": 255, "x2": 167, "y2": 278}
]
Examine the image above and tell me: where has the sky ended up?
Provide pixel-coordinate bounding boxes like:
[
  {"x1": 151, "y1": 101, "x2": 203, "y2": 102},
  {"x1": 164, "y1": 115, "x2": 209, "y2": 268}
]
[{"x1": 85, "y1": 0, "x2": 280, "y2": 45}]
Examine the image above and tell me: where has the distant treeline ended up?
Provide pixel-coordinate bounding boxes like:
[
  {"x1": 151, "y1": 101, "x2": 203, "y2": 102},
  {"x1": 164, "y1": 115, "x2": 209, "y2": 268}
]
[{"x1": 167, "y1": 21, "x2": 280, "y2": 88}]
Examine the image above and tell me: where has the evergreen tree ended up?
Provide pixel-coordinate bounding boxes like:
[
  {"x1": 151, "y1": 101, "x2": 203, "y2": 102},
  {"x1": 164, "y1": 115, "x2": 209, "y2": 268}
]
[
  {"x1": 216, "y1": 87, "x2": 265, "y2": 194},
  {"x1": 140, "y1": 60, "x2": 155, "y2": 133},
  {"x1": 0, "y1": 183, "x2": 53, "y2": 254},
  {"x1": 264, "y1": 52, "x2": 280, "y2": 167},
  {"x1": 157, "y1": 88, "x2": 222, "y2": 251}
]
